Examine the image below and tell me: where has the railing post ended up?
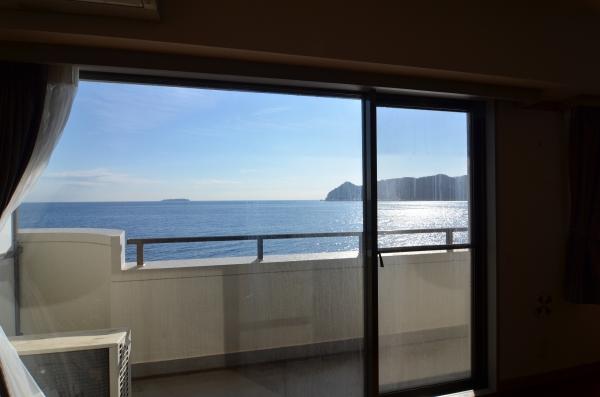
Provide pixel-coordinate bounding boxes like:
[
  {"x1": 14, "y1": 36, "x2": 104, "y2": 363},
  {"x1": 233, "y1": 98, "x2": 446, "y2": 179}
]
[
  {"x1": 358, "y1": 233, "x2": 363, "y2": 257},
  {"x1": 257, "y1": 237, "x2": 263, "y2": 261},
  {"x1": 446, "y1": 229, "x2": 454, "y2": 245},
  {"x1": 446, "y1": 229, "x2": 454, "y2": 252},
  {"x1": 136, "y1": 242, "x2": 144, "y2": 267}
]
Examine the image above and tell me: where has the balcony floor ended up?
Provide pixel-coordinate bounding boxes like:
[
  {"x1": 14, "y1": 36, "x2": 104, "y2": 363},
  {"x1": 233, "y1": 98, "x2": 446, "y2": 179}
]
[
  {"x1": 133, "y1": 351, "x2": 362, "y2": 397},
  {"x1": 132, "y1": 335, "x2": 469, "y2": 397}
]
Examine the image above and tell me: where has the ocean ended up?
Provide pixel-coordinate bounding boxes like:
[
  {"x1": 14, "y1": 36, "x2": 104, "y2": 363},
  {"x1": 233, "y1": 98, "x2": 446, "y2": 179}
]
[{"x1": 18, "y1": 201, "x2": 469, "y2": 263}]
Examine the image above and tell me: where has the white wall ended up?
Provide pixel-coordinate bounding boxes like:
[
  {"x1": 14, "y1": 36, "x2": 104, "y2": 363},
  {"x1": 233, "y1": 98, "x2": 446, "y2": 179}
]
[
  {"x1": 495, "y1": 102, "x2": 600, "y2": 382},
  {"x1": 111, "y1": 255, "x2": 365, "y2": 363},
  {"x1": 18, "y1": 228, "x2": 122, "y2": 334}
]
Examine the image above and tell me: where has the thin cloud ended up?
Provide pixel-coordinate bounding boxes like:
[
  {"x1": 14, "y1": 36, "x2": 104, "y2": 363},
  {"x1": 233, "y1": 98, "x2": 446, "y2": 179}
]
[
  {"x1": 74, "y1": 82, "x2": 217, "y2": 136},
  {"x1": 44, "y1": 168, "x2": 159, "y2": 186},
  {"x1": 252, "y1": 106, "x2": 291, "y2": 116},
  {"x1": 193, "y1": 178, "x2": 241, "y2": 186}
]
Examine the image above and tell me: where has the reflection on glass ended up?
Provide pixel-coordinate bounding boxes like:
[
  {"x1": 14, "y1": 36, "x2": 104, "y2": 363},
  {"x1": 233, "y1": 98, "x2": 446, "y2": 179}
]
[{"x1": 377, "y1": 107, "x2": 471, "y2": 392}]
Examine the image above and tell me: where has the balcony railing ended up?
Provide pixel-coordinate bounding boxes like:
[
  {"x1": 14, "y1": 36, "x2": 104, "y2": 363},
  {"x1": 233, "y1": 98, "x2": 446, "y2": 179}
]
[{"x1": 127, "y1": 227, "x2": 469, "y2": 267}]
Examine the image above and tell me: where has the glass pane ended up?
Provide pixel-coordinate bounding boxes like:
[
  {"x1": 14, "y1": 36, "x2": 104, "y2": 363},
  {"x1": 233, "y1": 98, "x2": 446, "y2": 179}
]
[
  {"x1": 13, "y1": 82, "x2": 365, "y2": 397},
  {"x1": 377, "y1": 107, "x2": 471, "y2": 392}
]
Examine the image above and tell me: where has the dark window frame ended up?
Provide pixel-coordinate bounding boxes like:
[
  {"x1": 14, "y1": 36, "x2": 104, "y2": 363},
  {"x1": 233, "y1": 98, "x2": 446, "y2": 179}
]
[{"x1": 78, "y1": 70, "x2": 488, "y2": 397}]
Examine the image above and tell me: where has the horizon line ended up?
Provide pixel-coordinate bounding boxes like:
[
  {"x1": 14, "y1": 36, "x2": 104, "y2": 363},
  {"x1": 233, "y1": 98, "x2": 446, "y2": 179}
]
[{"x1": 21, "y1": 199, "x2": 335, "y2": 204}]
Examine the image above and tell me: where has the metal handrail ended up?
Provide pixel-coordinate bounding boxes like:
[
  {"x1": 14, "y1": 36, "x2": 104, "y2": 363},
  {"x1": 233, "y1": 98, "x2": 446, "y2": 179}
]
[{"x1": 127, "y1": 227, "x2": 469, "y2": 267}]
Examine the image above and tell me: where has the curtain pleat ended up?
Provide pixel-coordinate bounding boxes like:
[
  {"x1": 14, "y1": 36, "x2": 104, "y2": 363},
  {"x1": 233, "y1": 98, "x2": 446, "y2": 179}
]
[
  {"x1": 0, "y1": 63, "x2": 48, "y2": 228},
  {"x1": 0, "y1": 65, "x2": 78, "y2": 231}
]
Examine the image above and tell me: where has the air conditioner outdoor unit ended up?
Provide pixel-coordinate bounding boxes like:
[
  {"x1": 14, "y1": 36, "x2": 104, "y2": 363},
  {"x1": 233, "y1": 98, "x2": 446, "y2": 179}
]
[{"x1": 10, "y1": 329, "x2": 131, "y2": 397}]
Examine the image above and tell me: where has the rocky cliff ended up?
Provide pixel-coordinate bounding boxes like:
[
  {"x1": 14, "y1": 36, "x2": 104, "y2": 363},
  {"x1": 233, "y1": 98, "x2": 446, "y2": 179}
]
[{"x1": 325, "y1": 174, "x2": 469, "y2": 201}]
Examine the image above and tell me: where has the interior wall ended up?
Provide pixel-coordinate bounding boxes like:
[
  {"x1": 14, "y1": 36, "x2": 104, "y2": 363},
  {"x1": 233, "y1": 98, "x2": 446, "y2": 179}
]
[
  {"x1": 495, "y1": 101, "x2": 600, "y2": 383},
  {"x1": 2, "y1": 1, "x2": 600, "y2": 95}
]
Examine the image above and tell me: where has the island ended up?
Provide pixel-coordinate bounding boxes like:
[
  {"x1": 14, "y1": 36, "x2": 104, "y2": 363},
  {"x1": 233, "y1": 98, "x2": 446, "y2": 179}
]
[
  {"x1": 325, "y1": 174, "x2": 468, "y2": 201},
  {"x1": 161, "y1": 198, "x2": 191, "y2": 203}
]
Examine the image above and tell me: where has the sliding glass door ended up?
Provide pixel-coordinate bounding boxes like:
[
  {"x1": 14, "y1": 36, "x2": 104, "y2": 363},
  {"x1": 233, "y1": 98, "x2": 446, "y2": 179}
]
[
  {"x1": 7, "y1": 70, "x2": 487, "y2": 397},
  {"x1": 366, "y1": 96, "x2": 486, "y2": 396}
]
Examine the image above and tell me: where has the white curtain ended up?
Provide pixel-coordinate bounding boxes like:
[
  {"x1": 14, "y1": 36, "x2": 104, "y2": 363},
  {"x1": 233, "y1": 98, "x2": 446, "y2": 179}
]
[
  {"x1": 0, "y1": 65, "x2": 78, "y2": 230},
  {"x1": 0, "y1": 64, "x2": 78, "y2": 397},
  {"x1": 0, "y1": 327, "x2": 44, "y2": 397}
]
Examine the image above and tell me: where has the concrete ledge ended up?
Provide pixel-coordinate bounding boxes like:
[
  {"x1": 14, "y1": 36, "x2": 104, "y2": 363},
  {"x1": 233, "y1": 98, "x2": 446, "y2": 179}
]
[
  {"x1": 114, "y1": 250, "x2": 470, "y2": 282},
  {"x1": 18, "y1": 228, "x2": 124, "y2": 246},
  {"x1": 129, "y1": 250, "x2": 360, "y2": 270},
  {"x1": 114, "y1": 252, "x2": 365, "y2": 281},
  {"x1": 380, "y1": 324, "x2": 469, "y2": 347}
]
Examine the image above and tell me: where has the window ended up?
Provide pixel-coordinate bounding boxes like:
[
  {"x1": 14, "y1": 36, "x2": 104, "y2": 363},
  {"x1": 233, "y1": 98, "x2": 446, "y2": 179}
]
[
  {"x1": 6, "y1": 74, "x2": 487, "y2": 397},
  {"x1": 21, "y1": 82, "x2": 364, "y2": 263}
]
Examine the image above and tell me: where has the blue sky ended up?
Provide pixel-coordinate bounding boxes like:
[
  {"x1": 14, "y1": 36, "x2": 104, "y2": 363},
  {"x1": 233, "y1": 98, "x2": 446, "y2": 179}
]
[{"x1": 26, "y1": 82, "x2": 467, "y2": 202}]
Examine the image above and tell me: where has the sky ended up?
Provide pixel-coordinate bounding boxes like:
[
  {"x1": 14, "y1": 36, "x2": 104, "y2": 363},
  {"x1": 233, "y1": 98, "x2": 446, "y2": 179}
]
[{"x1": 25, "y1": 81, "x2": 468, "y2": 202}]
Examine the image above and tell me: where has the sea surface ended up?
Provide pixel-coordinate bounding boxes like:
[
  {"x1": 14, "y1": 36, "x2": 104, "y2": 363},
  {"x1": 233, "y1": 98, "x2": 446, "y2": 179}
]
[{"x1": 18, "y1": 201, "x2": 469, "y2": 263}]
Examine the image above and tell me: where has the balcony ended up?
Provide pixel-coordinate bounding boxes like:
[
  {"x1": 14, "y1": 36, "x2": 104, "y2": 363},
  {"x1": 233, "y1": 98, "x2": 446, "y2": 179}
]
[{"x1": 14, "y1": 228, "x2": 470, "y2": 396}]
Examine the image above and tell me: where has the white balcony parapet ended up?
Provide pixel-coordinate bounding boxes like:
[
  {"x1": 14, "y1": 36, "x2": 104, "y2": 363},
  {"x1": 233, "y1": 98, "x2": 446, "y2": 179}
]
[{"x1": 16, "y1": 228, "x2": 470, "y2": 383}]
